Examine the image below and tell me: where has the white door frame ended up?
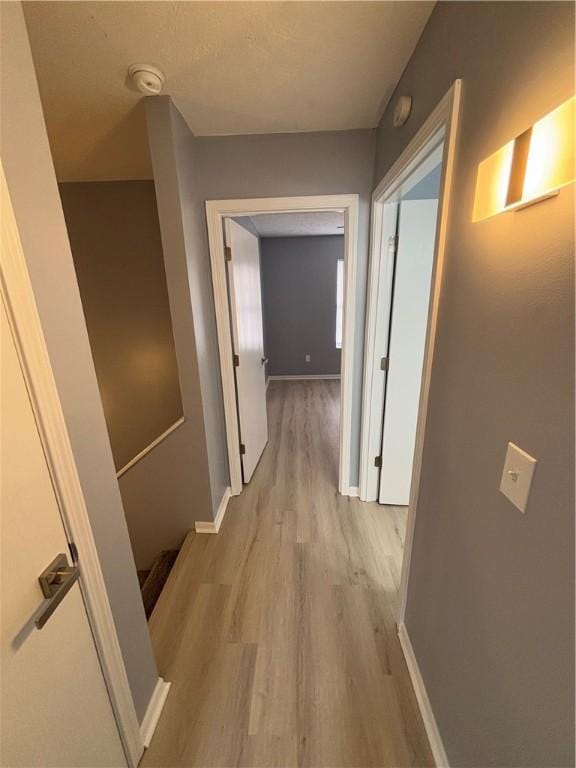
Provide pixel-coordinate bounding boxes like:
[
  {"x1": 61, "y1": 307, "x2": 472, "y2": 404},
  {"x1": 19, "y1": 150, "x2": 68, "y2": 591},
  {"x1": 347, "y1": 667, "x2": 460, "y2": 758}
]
[
  {"x1": 359, "y1": 80, "x2": 462, "y2": 621},
  {"x1": 206, "y1": 194, "x2": 359, "y2": 496},
  {"x1": 0, "y1": 163, "x2": 144, "y2": 768}
]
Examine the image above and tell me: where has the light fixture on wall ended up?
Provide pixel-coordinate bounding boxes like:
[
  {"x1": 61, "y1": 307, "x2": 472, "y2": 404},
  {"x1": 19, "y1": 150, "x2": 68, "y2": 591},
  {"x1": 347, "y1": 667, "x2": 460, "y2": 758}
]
[{"x1": 473, "y1": 96, "x2": 575, "y2": 221}]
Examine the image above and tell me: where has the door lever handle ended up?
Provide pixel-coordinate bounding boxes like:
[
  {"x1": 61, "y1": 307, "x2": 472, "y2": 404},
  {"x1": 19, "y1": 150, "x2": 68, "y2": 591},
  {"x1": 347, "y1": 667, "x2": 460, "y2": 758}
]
[
  {"x1": 261, "y1": 357, "x2": 269, "y2": 366},
  {"x1": 35, "y1": 553, "x2": 79, "y2": 630}
]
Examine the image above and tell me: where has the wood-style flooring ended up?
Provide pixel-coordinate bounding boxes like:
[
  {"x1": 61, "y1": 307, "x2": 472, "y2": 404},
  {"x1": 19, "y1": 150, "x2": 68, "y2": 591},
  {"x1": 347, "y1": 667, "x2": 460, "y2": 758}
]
[{"x1": 142, "y1": 380, "x2": 433, "y2": 767}]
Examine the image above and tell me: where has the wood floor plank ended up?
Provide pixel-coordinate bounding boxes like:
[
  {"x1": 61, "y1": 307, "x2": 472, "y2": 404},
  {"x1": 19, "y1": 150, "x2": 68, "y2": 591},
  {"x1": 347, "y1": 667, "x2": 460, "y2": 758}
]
[{"x1": 142, "y1": 380, "x2": 434, "y2": 768}]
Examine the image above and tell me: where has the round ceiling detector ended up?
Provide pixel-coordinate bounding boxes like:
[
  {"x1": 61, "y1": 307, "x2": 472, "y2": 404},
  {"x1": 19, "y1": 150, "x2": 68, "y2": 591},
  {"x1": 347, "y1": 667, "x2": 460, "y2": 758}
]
[
  {"x1": 393, "y1": 95, "x2": 412, "y2": 128},
  {"x1": 128, "y1": 63, "x2": 165, "y2": 95}
]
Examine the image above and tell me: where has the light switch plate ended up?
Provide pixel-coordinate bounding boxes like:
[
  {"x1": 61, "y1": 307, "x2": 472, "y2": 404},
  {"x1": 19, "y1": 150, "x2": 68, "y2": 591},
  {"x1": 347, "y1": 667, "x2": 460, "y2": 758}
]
[
  {"x1": 499, "y1": 442, "x2": 537, "y2": 513},
  {"x1": 305, "y1": 354, "x2": 311, "y2": 362}
]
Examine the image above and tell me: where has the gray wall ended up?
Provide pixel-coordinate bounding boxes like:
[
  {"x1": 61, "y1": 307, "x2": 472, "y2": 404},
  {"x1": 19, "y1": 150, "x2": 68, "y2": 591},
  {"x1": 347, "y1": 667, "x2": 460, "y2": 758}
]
[
  {"x1": 376, "y1": 2, "x2": 575, "y2": 765},
  {"x1": 145, "y1": 97, "x2": 229, "y2": 523},
  {"x1": 0, "y1": 2, "x2": 158, "y2": 721},
  {"x1": 261, "y1": 236, "x2": 343, "y2": 376},
  {"x1": 146, "y1": 99, "x2": 375, "y2": 491},
  {"x1": 59, "y1": 181, "x2": 183, "y2": 472}
]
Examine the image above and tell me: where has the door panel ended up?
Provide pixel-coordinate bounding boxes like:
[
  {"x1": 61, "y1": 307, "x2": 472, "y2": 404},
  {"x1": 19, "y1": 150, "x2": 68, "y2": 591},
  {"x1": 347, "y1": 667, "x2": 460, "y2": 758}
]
[
  {"x1": 225, "y1": 219, "x2": 268, "y2": 483},
  {"x1": 379, "y1": 199, "x2": 438, "y2": 505},
  {"x1": 1, "y1": 300, "x2": 126, "y2": 768}
]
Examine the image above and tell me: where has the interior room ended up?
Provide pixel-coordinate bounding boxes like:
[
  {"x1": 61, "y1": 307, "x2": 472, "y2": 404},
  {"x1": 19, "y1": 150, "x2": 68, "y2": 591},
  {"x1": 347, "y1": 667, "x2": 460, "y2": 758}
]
[{"x1": 1, "y1": 3, "x2": 573, "y2": 768}]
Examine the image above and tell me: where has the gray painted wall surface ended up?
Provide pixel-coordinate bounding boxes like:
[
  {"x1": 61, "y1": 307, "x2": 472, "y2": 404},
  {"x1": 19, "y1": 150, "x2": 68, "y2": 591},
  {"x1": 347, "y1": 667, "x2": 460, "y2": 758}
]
[
  {"x1": 147, "y1": 103, "x2": 375, "y2": 492},
  {"x1": 261, "y1": 236, "x2": 343, "y2": 376},
  {"x1": 146, "y1": 97, "x2": 230, "y2": 522},
  {"x1": 0, "y1": 2, "x2": 158, "y2": 721},
  {"x1": 376, "y1": 3, "x2": 575, "y2": 765},
  {"x1": 195, "y1": 127, "x2": 376, "y2": 486},
  {"x1": 59, "y1": 181, "x2": 183, "y2": 472}
]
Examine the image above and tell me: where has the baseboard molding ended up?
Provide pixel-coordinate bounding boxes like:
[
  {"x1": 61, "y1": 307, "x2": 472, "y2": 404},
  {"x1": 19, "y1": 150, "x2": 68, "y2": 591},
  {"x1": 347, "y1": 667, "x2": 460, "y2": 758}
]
[
  {"x1": 268, "y1": 374, "x2": 341, "y2": 381},
  {"x1": 140, "y1": 677, "x2": 171, "y2": 749},
  {"x1": 342, "y1": 486, "x2": 360, "y2": 497},
  {"x1": 398, "y1": 623, "x2": 449, "y2": 767},
  {"x1": 195, "y1": 487, "x2": 231, "y2": 534}
]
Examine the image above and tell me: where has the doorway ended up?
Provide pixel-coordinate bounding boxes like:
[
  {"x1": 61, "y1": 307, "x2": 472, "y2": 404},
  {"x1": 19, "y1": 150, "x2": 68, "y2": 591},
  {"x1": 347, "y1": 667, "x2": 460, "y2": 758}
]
[
  {"x1": 206, "y1": 195, "x2": 359, "y2": 497},
  {"x1": 360, "y1": 81, "x2": 462, "y2": 621}
]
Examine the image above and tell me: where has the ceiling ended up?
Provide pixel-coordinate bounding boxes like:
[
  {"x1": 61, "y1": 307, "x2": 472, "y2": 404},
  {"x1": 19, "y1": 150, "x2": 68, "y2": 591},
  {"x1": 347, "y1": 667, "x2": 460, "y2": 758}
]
[
  {"x1": 24, "y1": 1, "x2": 435, "y2": 181},
  {"x1": 247, "y1": 211, "x2": 345, "y2": 238}
]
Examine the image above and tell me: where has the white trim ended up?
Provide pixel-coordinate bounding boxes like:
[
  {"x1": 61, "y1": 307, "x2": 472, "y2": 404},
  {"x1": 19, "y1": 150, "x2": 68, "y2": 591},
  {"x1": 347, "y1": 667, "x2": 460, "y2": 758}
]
[
  {"x1": 195, "y1": 486, "x2": 231, "y2": 534},
  {"x1": 140, "y1": 677, "x2": 171, "y2": 749},
  {"x1": 398, "y1": 623, "x2": 449, "y2": 767},
  {"x1": 0, "y1": 163, "x2": 144, "y2": 767},
  {"x1": 268, "y1": 374, "x2": 341, "y2": 381},
  {"x1": 265, "y1": 377, "x2": 270, "y2": 392},
  {"x1": 358, "y1": 81, "x2": 462, "y2": 625},
  {"x1": 343, "y1": 485, "x2": 360, "y2": 497},
  {"x1": 206, "y1": 195, "x2": 358, "y2": 498},
  {"x1": 116, "y1": 417, "x2": 185, "y2": 478}
]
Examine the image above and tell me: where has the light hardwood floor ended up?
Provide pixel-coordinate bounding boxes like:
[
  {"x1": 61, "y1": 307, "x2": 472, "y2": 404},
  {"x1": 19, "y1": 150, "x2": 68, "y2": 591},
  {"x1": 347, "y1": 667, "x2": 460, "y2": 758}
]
[{"x1": 143, "y1": 380, "x2": 433, "y2": 768}]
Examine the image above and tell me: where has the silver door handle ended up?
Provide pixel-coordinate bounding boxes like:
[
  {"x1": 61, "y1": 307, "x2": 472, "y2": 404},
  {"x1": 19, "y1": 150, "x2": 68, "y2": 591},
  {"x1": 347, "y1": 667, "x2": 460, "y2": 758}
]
[
  {"x1": 261, "y1": 357, "x2": 269, "y2": 366},
  {"x1": 36, "y1": 553, "x2": 79, "y2": 629}
]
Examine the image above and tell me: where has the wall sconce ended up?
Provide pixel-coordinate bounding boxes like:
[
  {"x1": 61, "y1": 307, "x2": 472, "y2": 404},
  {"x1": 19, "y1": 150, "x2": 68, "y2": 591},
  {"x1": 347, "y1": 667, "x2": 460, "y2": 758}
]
[{"x1": 473, "y1": 96, "x2": 574, "y2": 221}]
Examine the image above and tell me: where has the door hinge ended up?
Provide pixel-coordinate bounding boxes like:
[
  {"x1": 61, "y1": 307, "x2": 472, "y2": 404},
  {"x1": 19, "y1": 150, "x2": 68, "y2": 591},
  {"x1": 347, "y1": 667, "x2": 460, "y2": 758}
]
[
  {"x1": 380, "y1": 356, "x2": 389, "y2": 372},
  {"x1": 233, "y1": 353, "x2": 240, "y2": 367},
  {"x1": 68, "y1": 541, "x2": 79, "y2": 564},
  {"x1": 240, "y1": 443, "x2": 246, "y2": 455},
  {"x1": 374, "y1": 455, "x2": 382, "y2": 468},
  {"x1": 388, "y1": 234, "x2": 399, "y2": 249},
  {"x1": 224, "y1": 246, "x2": 232, "y2": 262}
]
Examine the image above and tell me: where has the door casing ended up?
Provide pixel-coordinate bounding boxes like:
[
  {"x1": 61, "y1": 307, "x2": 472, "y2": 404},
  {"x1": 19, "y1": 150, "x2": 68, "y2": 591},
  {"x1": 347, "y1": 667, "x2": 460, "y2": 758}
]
[
  {"x1": 206, "y1": 194, "x2": 360, "y2": 497},
  {"x1": 359, "y1": 80, "x2": 462, "y2": 622}
]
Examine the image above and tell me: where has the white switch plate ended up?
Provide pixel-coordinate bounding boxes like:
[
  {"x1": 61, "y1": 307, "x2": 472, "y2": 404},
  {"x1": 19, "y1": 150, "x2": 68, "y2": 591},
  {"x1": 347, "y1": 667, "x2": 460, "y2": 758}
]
[
  {"x1": 305, "y1": 354, "x2": 311, "y2": 362},
  {"x1": 499, "y1": 442, "x2": 537, "y2": 513}
]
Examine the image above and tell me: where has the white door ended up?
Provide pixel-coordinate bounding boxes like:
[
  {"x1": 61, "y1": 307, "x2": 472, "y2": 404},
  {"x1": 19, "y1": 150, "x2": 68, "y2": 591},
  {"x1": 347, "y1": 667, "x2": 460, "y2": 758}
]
[
  {"x1": 379, "y1": 199, "x2": 439, "y2": 505},
  {"x1": 225, "y1": 219, "x2": 268, "y2": 483},
  {"x1": 1, "y1": 300, "x2": 126, "y2": 765}
]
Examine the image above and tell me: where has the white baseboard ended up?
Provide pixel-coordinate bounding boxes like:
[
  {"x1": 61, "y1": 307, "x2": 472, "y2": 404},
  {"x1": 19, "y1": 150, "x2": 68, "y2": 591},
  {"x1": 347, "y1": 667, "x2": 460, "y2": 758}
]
[
  {"x1": 268, "y1": 374, "x2": 341, "y2": 381},
  {"x1": 342, "y1": 486, "x2": 360, "y2": 497},
  {"x1": 398, "y1": 622, "x2": 449, "y2": 767},
  {"x1": 195, "y1": 486, "x2": 231, "y2": 534},
  {"x1": 140, "y1": 677, "x2": 171, "y2": 749}
]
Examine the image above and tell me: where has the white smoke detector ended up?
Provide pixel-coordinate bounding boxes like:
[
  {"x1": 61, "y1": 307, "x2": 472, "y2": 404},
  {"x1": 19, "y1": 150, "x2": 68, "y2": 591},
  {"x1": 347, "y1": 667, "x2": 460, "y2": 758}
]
[{"x1": 128, "y1": 63, "x2": 165, "y2": 95}]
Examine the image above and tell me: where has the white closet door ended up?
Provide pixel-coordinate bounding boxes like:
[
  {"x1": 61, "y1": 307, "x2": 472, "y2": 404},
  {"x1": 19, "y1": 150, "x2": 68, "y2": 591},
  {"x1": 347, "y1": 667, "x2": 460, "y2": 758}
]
[
  {"x1": 225, "y1": 219, "x2": 268, "y2": 483},
  {"x1": 379, "y1": 199, "x2": 438, "y2": 505}
]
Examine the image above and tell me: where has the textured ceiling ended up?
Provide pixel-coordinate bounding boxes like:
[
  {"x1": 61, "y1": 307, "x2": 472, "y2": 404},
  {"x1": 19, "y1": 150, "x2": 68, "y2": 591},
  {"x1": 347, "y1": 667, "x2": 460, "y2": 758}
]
[
  {"x1": 24, "y1": 1, "x2": 434, "y2": 181},
  {"x1": 249, "y1": 211, "x2": 345, "y2": 238}
]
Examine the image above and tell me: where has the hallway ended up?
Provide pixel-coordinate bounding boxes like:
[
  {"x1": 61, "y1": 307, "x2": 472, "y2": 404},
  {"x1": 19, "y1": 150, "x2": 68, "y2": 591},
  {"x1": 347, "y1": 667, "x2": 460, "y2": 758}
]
[{"x1": 143, "y1": 380, "x2": 433, "y2": 767}]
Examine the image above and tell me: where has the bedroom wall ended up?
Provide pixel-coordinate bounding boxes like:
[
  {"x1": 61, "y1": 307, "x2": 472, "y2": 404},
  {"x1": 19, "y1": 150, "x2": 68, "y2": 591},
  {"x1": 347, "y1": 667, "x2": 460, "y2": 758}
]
[{"x1": 260, "y1": 235, "x2": 344, "y2": 377}]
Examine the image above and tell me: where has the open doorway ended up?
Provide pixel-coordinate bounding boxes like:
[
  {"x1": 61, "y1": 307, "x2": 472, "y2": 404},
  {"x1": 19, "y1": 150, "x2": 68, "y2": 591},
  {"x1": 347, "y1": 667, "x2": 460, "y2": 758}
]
[
  {"x1": 206, "y1": 195, "x2": 359, "y2": 497},
  {"x1": 360, "y1": 81, "x2": 461, "y2": 623},
  {"x1": 225, "y1": 212, "x2": 345, "y2": 489}
]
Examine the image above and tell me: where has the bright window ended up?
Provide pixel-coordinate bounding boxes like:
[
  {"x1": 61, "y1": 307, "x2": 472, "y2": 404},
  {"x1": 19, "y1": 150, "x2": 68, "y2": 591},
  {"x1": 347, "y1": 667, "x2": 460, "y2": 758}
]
[{"x1": 335, "y1": 259, "x2": 344, "y2": 349}]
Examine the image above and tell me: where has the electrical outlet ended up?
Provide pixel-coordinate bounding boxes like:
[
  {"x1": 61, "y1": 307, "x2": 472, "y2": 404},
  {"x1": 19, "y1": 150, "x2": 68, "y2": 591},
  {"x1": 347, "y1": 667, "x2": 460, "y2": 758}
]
[{"x1": 305, "y1": 354, "x2": 311, "y2": 363}]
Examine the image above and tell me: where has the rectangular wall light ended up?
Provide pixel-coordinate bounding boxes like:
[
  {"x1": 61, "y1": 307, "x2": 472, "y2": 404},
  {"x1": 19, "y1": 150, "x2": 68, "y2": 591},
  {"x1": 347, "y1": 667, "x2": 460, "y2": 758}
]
[{"x1": 473, "y1": 96, "x2": 575, "y2": 222}]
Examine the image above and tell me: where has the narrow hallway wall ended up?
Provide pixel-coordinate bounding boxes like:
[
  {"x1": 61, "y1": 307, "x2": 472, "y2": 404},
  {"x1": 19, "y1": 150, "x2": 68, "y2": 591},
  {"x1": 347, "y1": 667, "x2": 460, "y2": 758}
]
[
  {"x1": 0, "y1": 1, "x2": 158, "y2": 722},
  {"x1": 376, "y1": 2, "x2": 575, "y2": 764}
]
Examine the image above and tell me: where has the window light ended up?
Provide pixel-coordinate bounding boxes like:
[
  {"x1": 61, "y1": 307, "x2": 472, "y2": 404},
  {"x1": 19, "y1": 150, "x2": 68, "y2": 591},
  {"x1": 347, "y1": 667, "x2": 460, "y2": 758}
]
[
  {"x1": 335, "y1": 259, "x2": 344, "y2": 349},
  {"x1": 473, "y1": 96, "x2": 575, "y2": 221}
]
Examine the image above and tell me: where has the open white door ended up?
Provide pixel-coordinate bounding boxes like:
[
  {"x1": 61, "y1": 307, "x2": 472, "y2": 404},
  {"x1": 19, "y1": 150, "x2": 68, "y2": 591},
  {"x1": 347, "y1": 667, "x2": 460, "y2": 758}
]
[
  {"x1": 1, "y1": 298, "x2": 126, "y2": 768},
  {"x1": 379, "y1": 199, "x2": 439, "y2": 505},
  {"x1": 224, "y1": 218, "x2": 268, "y2": 483}
]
